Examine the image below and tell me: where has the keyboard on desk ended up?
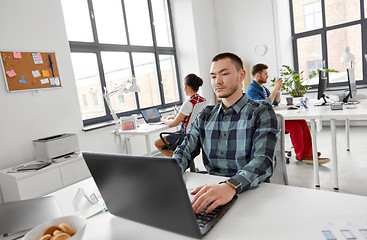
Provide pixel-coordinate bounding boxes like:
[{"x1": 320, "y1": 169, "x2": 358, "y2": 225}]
[
  {"x1": 195, "y1": 196, "x2": 237, "y2": 235},
  {"x1": 196, "y1": 206, "x2": 221, "y2": 228}
]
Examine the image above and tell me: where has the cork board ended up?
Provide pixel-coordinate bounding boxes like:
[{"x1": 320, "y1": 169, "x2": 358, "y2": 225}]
[{"x1": 1, "y1": 51, "x2": 62, "y2": 92}]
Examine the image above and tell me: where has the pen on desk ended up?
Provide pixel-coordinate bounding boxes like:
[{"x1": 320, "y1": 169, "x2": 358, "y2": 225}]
[{"x1": 48, "y1": 54, "x2": 55, "y2": 77}]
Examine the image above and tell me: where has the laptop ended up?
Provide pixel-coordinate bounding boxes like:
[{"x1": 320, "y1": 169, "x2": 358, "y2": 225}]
[
  {"x1": 140, "y1": 107, "x2": 162, "y2": 124},
  {"x1": 0, "y1": 196, "x2": 62, "y2": 237},
  {"x1": 82, "y1": 152, "x2": 237, "y2": 239}
]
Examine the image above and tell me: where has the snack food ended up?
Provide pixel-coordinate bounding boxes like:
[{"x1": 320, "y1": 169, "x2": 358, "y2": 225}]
[{"x1": 39, "y1": 223, "x2": 75, "y2": 240}]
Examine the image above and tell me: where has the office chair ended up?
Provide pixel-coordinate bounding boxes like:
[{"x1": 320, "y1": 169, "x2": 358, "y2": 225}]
[
  {"x1": 285, "y1": 131, "x2": 292, "y2": 164},
  {"x1": 159, "y1": 101, "x2": 210, "y2": 153},
  {"x1": 270, "y1": 113, "x2": 289, "y2": 185}
]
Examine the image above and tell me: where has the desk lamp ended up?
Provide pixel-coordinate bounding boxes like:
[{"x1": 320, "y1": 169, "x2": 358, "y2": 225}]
[
  {"x1": 103, "y1": 76, "x2": 140, "y2": 130},
  {"x1": 340, "y1": 46, "x2": 355, "y2": 68}
]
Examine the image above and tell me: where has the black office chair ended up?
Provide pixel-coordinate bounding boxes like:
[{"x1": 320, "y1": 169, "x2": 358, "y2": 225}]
[
  {"x1": 285, "y1": 131, "x2": 292, "y2": 164},
  {"x1": 158, "y1": 101, "x2": 210, "y2": 153},
  {"x1": 159, "y1": 131, "x2": 183, "y2": 151}
]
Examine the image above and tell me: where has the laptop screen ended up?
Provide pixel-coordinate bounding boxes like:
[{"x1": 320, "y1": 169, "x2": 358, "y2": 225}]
[{"x1": 140, "y1": 107, "x2": 161, "y2": 123}]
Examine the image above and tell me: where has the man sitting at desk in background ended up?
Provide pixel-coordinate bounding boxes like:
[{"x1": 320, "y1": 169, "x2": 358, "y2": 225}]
[
  {"x1": 173, "y1": 52, "x2": 278, "y2": 214},
  {"x1": 246, "y1": 63, "x2": 330, "y2": 165},
  {"x1": 154, "y1": 73, "x2": 206, "y2": 157}
]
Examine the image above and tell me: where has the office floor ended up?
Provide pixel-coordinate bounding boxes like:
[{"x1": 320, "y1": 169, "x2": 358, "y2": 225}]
[
  {"x1": 284, "y1": 125, "x2": 367, "y2": 197},
  {"x1": 184, "y1": 125, "x2": 367, "y2": 197}
]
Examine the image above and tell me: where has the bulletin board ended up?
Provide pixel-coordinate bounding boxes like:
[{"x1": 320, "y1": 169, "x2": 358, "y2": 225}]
[{"x1": 0, "y1": 51, "x2": 62, "y2": 92}]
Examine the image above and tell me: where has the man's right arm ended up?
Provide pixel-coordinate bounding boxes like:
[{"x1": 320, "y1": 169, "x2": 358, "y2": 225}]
[
  {"x1": 268, "y1": 78, "x2": 282, "y2": 104},
  {"x1": 172, "y1": 116, "x2": 202, "y2": 173}
]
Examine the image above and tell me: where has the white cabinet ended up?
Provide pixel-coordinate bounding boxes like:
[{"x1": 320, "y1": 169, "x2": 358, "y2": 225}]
[{"x1": 0, "y1": 155, "x2": 91, "y2": 202}]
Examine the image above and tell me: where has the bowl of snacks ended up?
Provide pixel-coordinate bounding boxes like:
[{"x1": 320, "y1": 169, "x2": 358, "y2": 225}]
[{"x1": 23, "y1": 215, "x2": 86, "y2": 240}]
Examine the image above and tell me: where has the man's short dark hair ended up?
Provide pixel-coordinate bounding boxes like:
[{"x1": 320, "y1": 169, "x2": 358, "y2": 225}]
[
  {"x1": 212, "y1": 52, "x2": 243, "y2": 71},
  {"x1": 251, "y1": 63, "x2": 268, "y2": 76}
]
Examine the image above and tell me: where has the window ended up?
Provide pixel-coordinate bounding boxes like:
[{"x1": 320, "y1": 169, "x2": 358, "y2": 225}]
[
  {"x1": 290, "y1": 0, "x2": 367, "y2": 89},
  {"x1": 61, "y1": 0, "x2": 181, "y2": 126},
  {"x1": 304, "y1": 1, "x2": 322, "y2": 31}
]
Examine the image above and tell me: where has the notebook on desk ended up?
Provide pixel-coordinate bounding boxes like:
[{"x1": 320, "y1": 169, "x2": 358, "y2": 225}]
[
  {"x1": 83, "y1": 152, "x2": 237, "y2": 239},
  {"x1": 140, "y1": 107, "x2": 162, "y2": 124}
]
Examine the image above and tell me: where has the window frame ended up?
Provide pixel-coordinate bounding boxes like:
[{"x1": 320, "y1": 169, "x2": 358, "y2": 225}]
[
  {"x1": 289, "y1": 0, "x2": 367, "y2": 90},
  {"x1": 66, "y1": 0, "x2": 182, "y2": 127}
]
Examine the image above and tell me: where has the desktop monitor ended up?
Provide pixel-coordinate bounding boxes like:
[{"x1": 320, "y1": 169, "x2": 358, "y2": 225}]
[
  {"x1": 343, "y1": 68, "x2": 358, "y2": 104},
  {"x1": 315, "y1": 69, "x2": 329, "y2": 106}
]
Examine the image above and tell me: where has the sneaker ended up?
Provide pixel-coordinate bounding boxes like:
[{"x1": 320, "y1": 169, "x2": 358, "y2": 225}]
[
  {"x1": 296, "y1": 152, "x2": 321, "y2": 160},
  {"x1": 299, "y1": 155, "x2": 330, "y2": 165}
]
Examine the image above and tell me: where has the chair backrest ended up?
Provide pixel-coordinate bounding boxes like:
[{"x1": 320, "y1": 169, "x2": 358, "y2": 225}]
[
  {"x1": 270, "y1": 113, "x2": 289, "y2": 185},
  {"x1": 187, "y1": 101, "x2": 210, "y2": 131}
]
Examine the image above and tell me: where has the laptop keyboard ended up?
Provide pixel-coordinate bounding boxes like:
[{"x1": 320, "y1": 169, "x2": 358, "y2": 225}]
[{"x1": 196, "y1": 206, "x2": 221, "y2": 228}]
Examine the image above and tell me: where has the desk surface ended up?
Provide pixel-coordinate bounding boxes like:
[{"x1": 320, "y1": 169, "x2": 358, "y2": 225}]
[
  {"x1": 274, "y1": 99, "x2": 367, "y2": 120},
  {"x1": 49, "y1": 172, "x2": 367, "y2": 240},
  {"x1": 114, "y1": 123, "x2": 171, "y2": 135}
]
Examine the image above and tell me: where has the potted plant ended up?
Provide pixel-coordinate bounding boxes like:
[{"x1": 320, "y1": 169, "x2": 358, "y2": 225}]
[{"x1": 272, "y1": 65, "x2": 338, "y2": 98}]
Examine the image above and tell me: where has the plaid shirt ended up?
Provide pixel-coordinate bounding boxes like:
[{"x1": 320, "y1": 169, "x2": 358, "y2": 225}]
[{"x1": 172, "y1": 94, "x2": 279, "y2": 193}]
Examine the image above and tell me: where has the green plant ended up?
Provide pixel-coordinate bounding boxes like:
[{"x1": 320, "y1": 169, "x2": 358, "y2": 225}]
[{"x1": 271, "y1": 65, "x2": 338, "y2": 97}]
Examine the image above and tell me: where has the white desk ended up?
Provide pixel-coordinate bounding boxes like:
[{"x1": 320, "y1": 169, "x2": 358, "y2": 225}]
[
  {"x1": 49, "y1": 172, "x2": 367, "y2": 240},
  {"x1": 274, "y1": 105, "x2": 324, "y2": 188},
  {"x1": 274, "y1": 99, "x2": 367, "y2": 190},
  {"x1": 113, "y1": 123, "x2": 173, "y2": 155}
]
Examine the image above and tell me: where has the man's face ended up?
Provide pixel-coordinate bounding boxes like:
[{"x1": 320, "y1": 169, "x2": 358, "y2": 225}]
[
  {"x1": 210, "y1": 58, "x2": 243, "y2": 99},
  {"x1": 256, "y1": 69, "x2": 269, "y2": 84}
]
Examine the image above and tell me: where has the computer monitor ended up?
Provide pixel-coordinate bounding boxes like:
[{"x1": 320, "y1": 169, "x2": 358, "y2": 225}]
[
  {"x1": 343, "y1": 68, "x2": 359, "y2": 104},
  {"x1": 315, "y1": 69, "x2": 329, "y2": 106}
]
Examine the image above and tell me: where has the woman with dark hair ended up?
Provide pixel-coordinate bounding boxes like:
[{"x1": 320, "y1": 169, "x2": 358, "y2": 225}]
[{"x1": 154, "y1": 73, "x2": 206, "y2": 157}]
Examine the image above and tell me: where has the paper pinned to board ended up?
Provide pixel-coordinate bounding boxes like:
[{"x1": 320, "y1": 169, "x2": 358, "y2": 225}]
[
  {"x1": 32, "y1": 70, "x2": 41, "y2": 78},
  {"x1": 50, "y1": 77, "x2": 60, "y2": 86},
  {"x1": 13, "y1": 52, "x2": 22, "y2": 58},
  {"x1": 42, "y1": 70, "x2": 50, "y2": 77},
  {"x1": 40, "y1": 78, "x2": 49, "y2": 84},
  {"x1": 32, "y1": 52, "x2": 43, "y2": 64},
  {"x1": 6, "y1": 70, "x2": 16, "y2": 77}
]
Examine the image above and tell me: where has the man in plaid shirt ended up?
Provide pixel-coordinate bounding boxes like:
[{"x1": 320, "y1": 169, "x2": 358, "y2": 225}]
[{"x1": 172, "y1": 52, "x2": 279, "y2": 214}]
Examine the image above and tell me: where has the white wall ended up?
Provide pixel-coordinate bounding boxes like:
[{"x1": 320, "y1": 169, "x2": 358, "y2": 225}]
[
  {"x1": 0, "y1": 0, "x2": 78, "y2": 201},
  {"x1": 171, "y1": 0, "x2": 217, "y2": 103},
  {"x1": 213, "y1": 0, "x2": 293, "y2": 88}
]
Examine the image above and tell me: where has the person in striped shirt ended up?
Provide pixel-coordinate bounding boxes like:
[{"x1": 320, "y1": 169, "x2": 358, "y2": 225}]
[{"x1": 173, "y1": 53, "x2": 278, "y2": 214}]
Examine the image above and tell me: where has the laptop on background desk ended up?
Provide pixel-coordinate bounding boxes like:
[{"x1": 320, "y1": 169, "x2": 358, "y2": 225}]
[
  {"x1": 140, "y1": 107, "x2": 163, "y2": 124},
  {"x1": 82, "y1": 152, "x2": 237, "y2": 239}
]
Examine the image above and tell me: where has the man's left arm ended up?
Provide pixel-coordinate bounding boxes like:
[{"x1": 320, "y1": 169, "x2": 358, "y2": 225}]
[{"x1": 231, "y1": 102, "x2": 279, "y2": 192}]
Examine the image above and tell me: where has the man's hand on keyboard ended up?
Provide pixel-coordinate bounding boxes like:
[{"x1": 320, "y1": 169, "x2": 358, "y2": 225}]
[{"x1": 190, "y1": 183, "x2": 236, "y2": 214}]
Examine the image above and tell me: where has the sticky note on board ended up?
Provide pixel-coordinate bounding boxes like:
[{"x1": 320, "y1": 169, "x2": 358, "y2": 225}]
[
  {"x1": 42, "y1": 70, "x2": 50, "y2": 77},
  {"x1": 40, "y1": 78, "x2": 49, "y2": 84},
  {"x1": 6, "y1": 70, "x2": 16, "y2": 77},
  {"x1": 13, "y1": 52, "x2": 22, "y2": 58},
  {"x1": 32, "y1": 53, "x2": 43, "y2": 64},
  {"x1": 32, "y1": 70, "x2": 41, "y2": 78}
]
